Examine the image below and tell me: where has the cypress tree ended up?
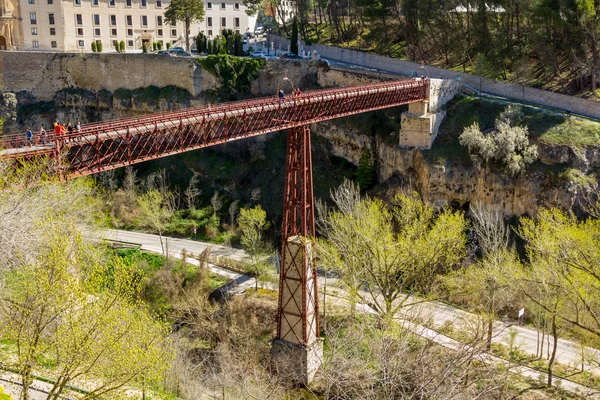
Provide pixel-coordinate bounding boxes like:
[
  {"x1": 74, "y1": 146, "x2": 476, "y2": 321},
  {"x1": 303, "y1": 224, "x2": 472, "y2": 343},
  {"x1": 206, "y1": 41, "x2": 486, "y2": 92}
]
[
  {"x1": 119, "y1": 40, "x2": 125, "y2": 53},
  {"x1": 291, "y1": 17, "x2": 299, "y2": 55},
  {"x1": 91, "y1": 41, "x2": 97, "y2": 52},
  {"x1": 356, "y1": 147, "x2": 376, "y2": 190}
]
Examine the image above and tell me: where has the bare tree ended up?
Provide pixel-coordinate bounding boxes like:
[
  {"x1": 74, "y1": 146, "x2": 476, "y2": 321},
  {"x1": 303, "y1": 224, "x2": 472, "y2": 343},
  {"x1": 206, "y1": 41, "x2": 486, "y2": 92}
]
[{"x1": 211, "y1": 191, "x2": 223, "y2": 217}]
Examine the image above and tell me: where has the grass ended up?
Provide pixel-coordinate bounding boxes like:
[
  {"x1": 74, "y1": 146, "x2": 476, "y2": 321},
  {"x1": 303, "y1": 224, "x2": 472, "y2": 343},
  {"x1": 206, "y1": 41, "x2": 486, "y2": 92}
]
[{"x1": 534, "y1": 117, "x2": 600, "y2": 147}]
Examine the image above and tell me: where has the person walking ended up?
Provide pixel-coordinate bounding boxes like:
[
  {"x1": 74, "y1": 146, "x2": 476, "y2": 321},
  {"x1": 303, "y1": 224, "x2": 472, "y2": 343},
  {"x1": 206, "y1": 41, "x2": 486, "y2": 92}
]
[
  {"x1": 76, "y1": 121, "x2": 81, "y2": 133},
  {"x1": 295, "y1": 87, "x2": 302, "y2": 98},
  {"x1": 39, "y1": 125, "x2": 47, "y2": 146},
  {"x1": 26, "y1": 127, "x2": 33, "y2": 146},
  {"x1": 67, "y1": 122, "x2": 74, "y2": 134},
  {"x1": 278, "y1": 89, "x2": 285, "y2": 103}
]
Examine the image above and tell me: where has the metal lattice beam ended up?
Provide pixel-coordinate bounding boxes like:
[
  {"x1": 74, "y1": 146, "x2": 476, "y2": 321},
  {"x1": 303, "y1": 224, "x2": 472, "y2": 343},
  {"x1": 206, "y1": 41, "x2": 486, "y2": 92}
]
[{"x1": 0, "y1": 80, "x2": 428, "y2": 178}]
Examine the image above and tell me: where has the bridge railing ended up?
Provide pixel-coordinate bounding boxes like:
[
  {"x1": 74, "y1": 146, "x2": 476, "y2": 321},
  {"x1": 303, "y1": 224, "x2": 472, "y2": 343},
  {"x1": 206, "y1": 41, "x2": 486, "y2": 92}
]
[{"x1": 1, "y1": 79, "x2": 428, "y2": 175}]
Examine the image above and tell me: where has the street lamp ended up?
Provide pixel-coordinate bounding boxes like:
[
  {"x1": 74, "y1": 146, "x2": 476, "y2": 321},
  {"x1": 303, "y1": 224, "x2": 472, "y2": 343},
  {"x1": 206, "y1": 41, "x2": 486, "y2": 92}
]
[
  {"x1": 420, "y1": 63, "x2": 429, "y2": 79},
  {"x1": 283, "y1": 69, "x2": 294, "y2": 93}
]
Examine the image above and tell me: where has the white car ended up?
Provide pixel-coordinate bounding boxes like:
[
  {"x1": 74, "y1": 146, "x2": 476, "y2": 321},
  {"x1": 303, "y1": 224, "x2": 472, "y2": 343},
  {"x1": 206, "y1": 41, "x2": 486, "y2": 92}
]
[
  {"x1": 261, "y1": 54, "x2": 280, "y2": 60},
  {"x1": 251, "y1": 51, "x2": 267, "y2": 58}
]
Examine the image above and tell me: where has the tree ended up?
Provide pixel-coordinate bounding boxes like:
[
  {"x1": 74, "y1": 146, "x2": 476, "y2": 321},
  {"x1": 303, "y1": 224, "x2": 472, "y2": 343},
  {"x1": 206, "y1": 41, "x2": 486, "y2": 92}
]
[
  {"x1": 460, "y1": 105, "x2": 537, "y2": 176},
  {"x1": 157, "y1": 40, "x2": 163, "y2": 50},
  {"x1": 355, "y1": 147, "x2": 376, "y2": 190},
  {"x1": 119, "y1": 40, "x2": 125, "y2": 52},
  {"x1": 291, "y1": 16, "x2": 299, "y2": 55},
  {"x1": 136, "y1": 190, "x2": 173, "y2": 254},
  {"x1": 0, "y1": 226, "x2": 173, "y2": 400},
  {"x1": 319, "y1": 189, "x2": 468, "y2": 323},
  {"x1": 238, "y1": 206, "x2": 273, "y2": 290},
  {"x1": 164, "y1": 0, "x2": 205, "y2": 51},
  {"x1": 234, "y1": 33, "x2": 243, "y2": 56},
  {"x1": 97, "y1": 41, "x2": 103, "y2": 52},
  {"x1": 91, "y1": 41, "x2": 97, "y2": 52},
  {"x1": 114, "y1": 41, "x2": 120, "y2": 52},
  {"x1": 166, "y1": 42, "x2": 172, "y2": 49},
  {"x1": 196, "y1": 32, "x2": 206, "y2": 53},
  {"x1": 153, "y1": 41, "x2": 158, "y2": 52}
]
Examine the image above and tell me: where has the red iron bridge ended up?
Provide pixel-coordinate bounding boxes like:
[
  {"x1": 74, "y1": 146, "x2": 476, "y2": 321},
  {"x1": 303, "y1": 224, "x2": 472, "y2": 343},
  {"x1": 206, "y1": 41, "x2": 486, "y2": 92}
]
[
  {"x1": 0, "y1": 78, "x2": 428, "y2": 364},
  {"x1": 0, "y1": 79, "x2": 427, "y2": 178}
]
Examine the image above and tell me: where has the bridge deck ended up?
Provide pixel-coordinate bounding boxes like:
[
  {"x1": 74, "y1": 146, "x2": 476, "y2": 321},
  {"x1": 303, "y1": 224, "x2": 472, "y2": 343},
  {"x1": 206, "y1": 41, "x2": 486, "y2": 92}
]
[{"x1": 0, "y1": 79, "x2": 428, "y2": 176}]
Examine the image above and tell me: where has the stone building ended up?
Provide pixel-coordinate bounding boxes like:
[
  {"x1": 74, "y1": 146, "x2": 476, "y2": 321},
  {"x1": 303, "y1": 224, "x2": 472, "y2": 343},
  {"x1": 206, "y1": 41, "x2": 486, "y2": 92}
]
[
  {"x1": 0, "y1": 0, "x2": 21, "y2": 50},
  {"x1": 2, "y1": 0, "x2": 256, "y2": 52}
]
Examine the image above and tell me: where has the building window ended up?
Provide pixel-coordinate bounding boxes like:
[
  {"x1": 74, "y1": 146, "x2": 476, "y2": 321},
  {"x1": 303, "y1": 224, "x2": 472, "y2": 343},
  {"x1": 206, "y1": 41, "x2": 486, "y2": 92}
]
[
  {"x1": 234, "y1": 3, "x2": 239, "y2": 10},
  {"x1": 49, "y1": 13, "x2": 55, "y2": 24},
  {"x1": 51, "y1": 41, "x2": 57, "y2": 48},
  {"x1": 221, "y1": 17, "x2": 226, "y2": 27},
  {"x1": 171, "y1": 29, "x2": 176, "y2": 37},
  {"x1": 28, "y1": 0, "x2": 34, "y2": 4},
  {"x1": 30, "y1": 13, "x2": 37, "y2": 25},
  {"x1": 77, "y1": 28, "x2": 83, "y2": 35},
  {"x1": 111, "y1": 28, "x2": 117, "y2": 36},
  {"x1": 221, "y1": 2, "x2": 225, "y2": 9},
  {"x1": 76, "y1": 14, "x2": 82, "y2": 25},
  {"x1": 93, "y1": 14, "x2": 100, "y2": 25},
  {"x1": 207, "y1": 17, "x2": 212, "y2": 27},
  {"x1": 128, "y1": 40, "x2": 134, "y2": 47},
  {"x1": 141, "y1": 0, "x2": 147, "y2": 7},
  {"x1": 157, "y1": 16, "x2": 162, "y2": 26},
  {"x1": 50, "y1": 27, "x2": 56, "y2": 35},
  {"x1": 157, "y1": 29, "x2": 163, "y2": 36},
  {"x1": 156, "y1": 0, "x2": 162, "y2": 7},
  {"x1": 47, "y1": 0, "x2": 52, "y2": 4},
  {"x1": 126, "y1": 15, "x2": 132, "y2": 26},
  {"x1": 208, "y1": 29, "x2": 212, "y2": 37},
  {"x1": 127, "y1": 28, "x2": 133, "y2": 36},
  {"x1": 141, "y1": 15, "x2": 148, "y2": 26},
  {"x1": 126, "y1": 0, "x2": 131, "y2": 6},
  {"x1": 74, "y1": 0, "x2": 81, "y2": 5},
  {"x1": 31, "y1": 27, "x2": 38, "y2": 35},
  {"x1": 32, "y1": 40, "x2": 39, "y2": 48},
  {"x1": 92, "y1": 0, "x2": 98, "y2": 5},
  {"x1": 109, "y1": 0, "x2": 115, "y2": 6},
  {"x1": 78, "y1": 40, "x2": 84, "y2": 47},
  {"x1": 206, "y1": 2, "x2": 211, "y2": 9},
  {"x1": 110, "y1": 15, "x2": 116, "y2": 26},
  {"x1": 235, "y1": 17, "x2": 239, "y2": 27},
  {"x1": 94, "y1": 28, "x2": 101, "y2": 36}
]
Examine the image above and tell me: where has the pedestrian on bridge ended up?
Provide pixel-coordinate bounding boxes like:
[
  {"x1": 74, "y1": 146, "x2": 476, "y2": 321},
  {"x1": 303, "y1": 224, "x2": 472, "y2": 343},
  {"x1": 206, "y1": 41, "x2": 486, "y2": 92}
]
[
  {"x1": 39, "y1": 125, "x2": 47, "y2": 146},
  {"x1": 26, "y1": 127, "x2": 33, "y2": 146},
  {"x1": 279, "y1": 89, "x2": 285, "y2": 103},
  {"x1": 295, "y1": 87, "x2": 302, "y2": 98}
]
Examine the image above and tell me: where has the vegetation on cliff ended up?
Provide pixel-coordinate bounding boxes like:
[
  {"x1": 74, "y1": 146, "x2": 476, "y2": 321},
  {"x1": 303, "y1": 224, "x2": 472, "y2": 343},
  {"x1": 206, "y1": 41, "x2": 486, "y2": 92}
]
[
  {"x1": 198, "y1": 54, "x2": 265, "y2": 100},
  {"x1": 270, "y1": 0, "x2": 600, "y2": 98}
]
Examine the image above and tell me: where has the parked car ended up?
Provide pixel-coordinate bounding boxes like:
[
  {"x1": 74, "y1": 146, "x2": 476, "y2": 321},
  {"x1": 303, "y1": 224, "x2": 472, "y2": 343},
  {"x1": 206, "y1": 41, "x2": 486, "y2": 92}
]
[
  {"x1": 157, "y1": 50, "x2": 171, "y2": 56},
  {"x1": 282, "y1": 52, "x2": 303, "y2": 60},
  {"x1": 170, "y1": 46, "x2": 185, "y2": 52},
  {"x1": 251, "y1": 50, "x2": 267, "y2": 58},
  {"x1": 171, "y1": 49, "x2": 192, "y2": 57},
  {"x1": 244, "y1": 31, "x2": 254, "y2": 39},
  {"x1": 261, "y1": 54, "x2": 280, "y2": 60},
  {"x1": 254, "y1": 26, "x2": 265, "y2": 35}
]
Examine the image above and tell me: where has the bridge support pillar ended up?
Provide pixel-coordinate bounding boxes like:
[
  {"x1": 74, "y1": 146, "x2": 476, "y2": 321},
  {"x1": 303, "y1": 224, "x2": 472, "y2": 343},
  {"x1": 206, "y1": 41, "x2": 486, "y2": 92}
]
[
  {"x1": 272, "y1": 125, "x2": 322, "y2": 386},
  {"x1": 399, "y1": 100, "x2": 446, "y2": 149}
]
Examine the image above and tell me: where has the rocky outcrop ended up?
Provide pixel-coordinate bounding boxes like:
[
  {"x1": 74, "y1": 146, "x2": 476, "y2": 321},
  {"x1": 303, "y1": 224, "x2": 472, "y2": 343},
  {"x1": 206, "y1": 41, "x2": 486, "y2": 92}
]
[
  {"x1": 313, "y1": 122, "x2": 581, "y2": 217},
  {"x1": 537, "y1": 143, "x2": 600, "y2": 171}
]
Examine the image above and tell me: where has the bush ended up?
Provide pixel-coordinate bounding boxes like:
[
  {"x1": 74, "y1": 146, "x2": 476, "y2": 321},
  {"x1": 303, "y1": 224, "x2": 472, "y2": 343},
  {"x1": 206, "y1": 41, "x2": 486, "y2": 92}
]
[
  {"x1": 119, "y1": 40, "x2": 125, "y2": 53},
  {"x1": 153, "y1": 42, "x2": 158, "y2": 52},
  {"x1": 156, "y1": 41, "x2": 162, "y2": 51},
  {"x1": 142, "y1": 43, "x2": 148, "y2": 53},
  {"x1": 459, "y1": 105, "x2": 537, "y2": 176},
  {"x1": 166, "y1": 42, "x2": 171, "y2": 49},
  {"x1": 114, "y1": 42, "x2": 119, "y2": 52},
  {"x1": 198, "y1": 54, "x2": 266, "y2": 99},
  {"x1": 91, "y1": 41, "x2": 97, "y2": 52},
  {"x1": 97, "y1": 41, "x2": 103, "y2": 52}
]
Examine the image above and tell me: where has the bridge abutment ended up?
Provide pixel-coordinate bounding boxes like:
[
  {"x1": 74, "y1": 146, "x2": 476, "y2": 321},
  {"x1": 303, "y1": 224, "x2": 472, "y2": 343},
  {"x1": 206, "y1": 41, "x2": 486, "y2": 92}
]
[{"x1": 399, "y1": 79, "x2": 460, "y2": 149}]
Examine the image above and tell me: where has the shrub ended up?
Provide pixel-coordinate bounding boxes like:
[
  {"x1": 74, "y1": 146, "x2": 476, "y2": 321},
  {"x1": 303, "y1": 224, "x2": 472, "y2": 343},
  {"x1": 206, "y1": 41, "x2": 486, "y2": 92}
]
[
  {"x1": 459, "y1": 105, "x2": 537, "y2": 176},
  {"x1": 142, "y1": 43, "x2": 148, "y2": 53},
  {"x1": 153, "y1": 42, "x2": 158, "y2": 52},
  {"x1": 91, "y1": 41, "x2": 97, "y2": 52},
  {"x1": 114, "y1": 42, "x2": 119, "y2": 52},
  {"x1": 156, "y1": 41, "x2": 162, "y2": 51},
  {"x1": 198, "y1": 54, "x2": 266, "y2": 100},
  {"x1": 97, "y1": 41, "x2": 103, "y2": 52},
  {"x1": 166, "y1": 42, "x2": 171, "y2": 49},
  {"x1": 119, "y1": 40, "x2": 125, "y2": 53}
]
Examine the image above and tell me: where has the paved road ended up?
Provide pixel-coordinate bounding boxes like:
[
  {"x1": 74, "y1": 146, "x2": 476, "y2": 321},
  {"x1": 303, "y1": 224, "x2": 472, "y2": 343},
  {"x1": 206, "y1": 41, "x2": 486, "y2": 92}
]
[{"x1": 103, "y1": 229, "x2": 600, "y2": 376}]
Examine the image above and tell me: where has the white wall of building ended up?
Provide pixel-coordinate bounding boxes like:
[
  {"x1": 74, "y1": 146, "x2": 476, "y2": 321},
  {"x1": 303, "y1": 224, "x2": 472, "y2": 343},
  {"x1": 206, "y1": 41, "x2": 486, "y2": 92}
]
[{"x1": 18, "y1": 0, "x2": 255, "y2": 51}]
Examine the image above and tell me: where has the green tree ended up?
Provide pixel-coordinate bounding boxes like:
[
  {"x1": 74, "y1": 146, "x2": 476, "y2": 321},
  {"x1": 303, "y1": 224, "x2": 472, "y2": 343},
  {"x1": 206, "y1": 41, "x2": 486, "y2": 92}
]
[
  {"x1": 196, "y1": 32, "x2": 206, "y2": 53},
  {"x1": 136, "y1": 190, "x2": 174, "y2": 254},
  {"x1": 220, "y1": 36, "x2": 228, "y2": 54},
  {"x1": 291, "y1": 16, "x2": 299, "y2": 55},
  {"x1": 355, "y1": 147, "x2": 376, "y2": 190},
  {"x1": 153, "y1": 41, "x2": 158, "y2": 52},
  {"x1": 234, "y1": 33, "x2": 243, "y2": 56},
  {"x1": 0, "y1": 227, "x2": 173, "y2": 400},
  {"x1": 91, "y1": 41, "x2": 97, "y2": 52},
  {"x1": 97, "y1": 41, "x2": 103, "y2": 52},
  {"x1": 166, "y1": 42, "x2": 172, "y2": 49},
  {"x1": 319, "y1": 189, "x2": 468, "y2": 323},
  {"x1": 164, "y1": 0, "x2": 205, "y2": 51},
  {"x1": 119, "y1": 40, "x2": 125, "y2": 52},
  {"x1": 238, "y1": 206, "x2": 273, "y2": 290},
  {"x1": 207, "y1": 39, "x2": 213, "y2": 54}
]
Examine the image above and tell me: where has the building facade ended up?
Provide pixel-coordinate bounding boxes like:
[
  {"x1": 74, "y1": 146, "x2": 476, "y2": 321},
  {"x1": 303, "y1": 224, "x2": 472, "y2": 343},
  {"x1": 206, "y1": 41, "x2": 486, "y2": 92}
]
[{"x1": 4, "y1": 0, "x2": 256, "y2": 52}]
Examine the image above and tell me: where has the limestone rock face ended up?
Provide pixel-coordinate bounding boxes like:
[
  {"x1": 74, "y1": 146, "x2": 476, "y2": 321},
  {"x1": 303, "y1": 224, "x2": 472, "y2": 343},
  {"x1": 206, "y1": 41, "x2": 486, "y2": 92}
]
[{"x1": 314, "y1": 123, "x2": 580, "y2": 217}]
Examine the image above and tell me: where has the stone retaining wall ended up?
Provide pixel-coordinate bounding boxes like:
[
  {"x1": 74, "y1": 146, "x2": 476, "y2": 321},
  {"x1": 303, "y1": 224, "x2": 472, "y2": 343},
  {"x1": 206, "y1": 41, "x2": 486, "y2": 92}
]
[{"x1": 268, "y1": 34, "x2": 600, "y2": 120}]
